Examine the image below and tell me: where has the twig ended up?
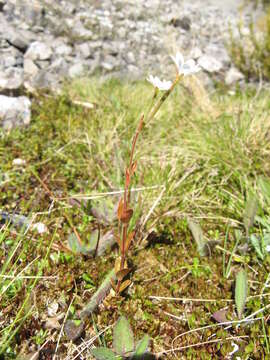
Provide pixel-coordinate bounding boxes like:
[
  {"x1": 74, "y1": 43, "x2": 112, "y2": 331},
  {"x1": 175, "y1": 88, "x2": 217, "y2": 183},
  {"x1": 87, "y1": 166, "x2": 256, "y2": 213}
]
[{"x1": 53, "y1": 296, "x2": 75, "y2": 360}]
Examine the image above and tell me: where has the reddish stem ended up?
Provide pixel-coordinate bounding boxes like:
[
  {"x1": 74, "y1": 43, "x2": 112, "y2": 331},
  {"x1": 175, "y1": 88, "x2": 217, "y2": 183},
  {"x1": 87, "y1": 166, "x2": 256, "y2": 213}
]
[{"x1": 116, "y1": 114, "x2": 144, "y2": 293}]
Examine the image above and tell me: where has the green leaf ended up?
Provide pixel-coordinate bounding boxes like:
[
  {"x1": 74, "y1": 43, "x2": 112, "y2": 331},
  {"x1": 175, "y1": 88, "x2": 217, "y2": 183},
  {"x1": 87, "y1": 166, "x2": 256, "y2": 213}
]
[
  {"x1": 68, "y1": 233, "x2": 83, "y2": 253},
  {"x1": 235, "y1": 269, "x2": 248, "y2": 319},
  {"x1": 243, "y1": 193, "x2": 258, "y2": 235},
  {"x1": 250, "y1": 234, "x2": 264, "y2": 260},
  {"x1": 134, "y1": 335, "x2": 150, "y2": 356},
  {"x1": 91, "y1": 347, "x2": 119, "y2": 360},
  {"x1": 113, "y1": 316, "x2": 134, "y2": 356},
  {"x1": 73, "y1": 319, "x2": 81, "y2": 326},
  {"x1": 187, "y1": 218, "x2": 208, "y2": 256}
]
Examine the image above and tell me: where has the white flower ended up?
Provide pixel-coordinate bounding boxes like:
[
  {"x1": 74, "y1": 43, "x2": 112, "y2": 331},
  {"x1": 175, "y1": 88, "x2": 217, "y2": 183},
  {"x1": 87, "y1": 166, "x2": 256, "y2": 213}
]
[
  {"x1": 32, "y1": 222, "x2": 48, "y2": 234},
  {"x1": 147, "y1": 75, "x2": 172, "y2": 91},
  {"x1": 12, "y1": 158, "x2": 26, "y2": 166},
  {"x1": 171, "y1": 52, "x2": 201, "y2": 76}
]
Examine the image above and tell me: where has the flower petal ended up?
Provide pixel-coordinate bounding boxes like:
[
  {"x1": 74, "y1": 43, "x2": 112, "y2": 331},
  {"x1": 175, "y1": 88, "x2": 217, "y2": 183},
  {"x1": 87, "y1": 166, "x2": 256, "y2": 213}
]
[
  {"x1": 171, "y1": 52, "x2": 184, "y2": 72},
  {"x1": 147, "y1": 75, "x2": 172, "y2": 90}
]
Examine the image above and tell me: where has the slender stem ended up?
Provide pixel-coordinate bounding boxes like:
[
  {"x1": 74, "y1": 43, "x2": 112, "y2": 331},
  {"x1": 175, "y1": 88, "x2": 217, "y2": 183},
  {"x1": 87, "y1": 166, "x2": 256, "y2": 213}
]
[
  {"x1": 116, "y1": 115, "x2": 144, "y2": 293},
  {"x1": 116, "y1": 75, "x2": 181, "y2": 293},
  {"x1": 147, "y1": 75, "x2": 181, "y2": 123}
]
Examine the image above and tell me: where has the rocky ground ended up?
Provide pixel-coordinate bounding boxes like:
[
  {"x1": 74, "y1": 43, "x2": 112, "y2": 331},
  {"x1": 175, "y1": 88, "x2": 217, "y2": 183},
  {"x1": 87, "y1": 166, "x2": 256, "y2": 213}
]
[{"x1": 0, "y1": 0, "x2": 262, "y2": 127}]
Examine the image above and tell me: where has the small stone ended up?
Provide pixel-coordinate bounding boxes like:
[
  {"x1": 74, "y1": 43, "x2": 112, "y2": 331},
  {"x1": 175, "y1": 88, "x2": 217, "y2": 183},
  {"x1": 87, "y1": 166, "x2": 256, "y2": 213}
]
[
  {"x1": 189, "y1": 47, "x2": 202, "y2": 60},
  {"x1": 3, "y1": 55, "x2": 16, "y2": 68},
  {"x1": 225, "y1": 67, "x2": 245, "y2": 85},
  {"x1": 24, "y1": 58, "x2": 39, "y2": 78},
  {"x1": 0, "y1": 95, "x2": 31, "y2": 129},
  {"x1": 49, "y1": 58, "x2": 69, "y2": 76},
  {"x1": 126, "y1": 51, "x2": 135, "y2": 64},
  {"x1": 101, "y1": 62, "x2": 114, "y2": 71},
  {"x1": 75, "y1": 42, "x2": 91, "y2": 59},
  {"x1": 5, "y1": 28, "x2": 31, "y2": 52},
  {"x1": 0, "y1": 67, "x2": 24, "y2": 91},
  {"x1": 198, "y1": 55, "x2": 223, "y2": 73},
  {"x1": 70, "y1": 20, "x2": 93, "y2": 40},
  {"x1": 12, "y1": 158, "x2": 26, "y2": 166},
  {"x1": 68, "y1": 63, "x2": 84, "y2": 78},
  {"x1": 25, "y1": 41, "x2": 52, "y2": 61},
  {"x1": 55, "y1": 44, "x2": 72, "y2": 56},
  {"x1": 25, "y1": 69, "x2": 59, "y2": 91}
]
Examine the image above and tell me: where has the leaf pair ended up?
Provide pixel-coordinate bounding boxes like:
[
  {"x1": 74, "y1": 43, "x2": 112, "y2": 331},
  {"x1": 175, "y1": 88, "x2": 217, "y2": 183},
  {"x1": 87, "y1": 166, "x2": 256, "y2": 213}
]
[{"x1": 91, "y1": 316, "x2": 150, "y2": 360}]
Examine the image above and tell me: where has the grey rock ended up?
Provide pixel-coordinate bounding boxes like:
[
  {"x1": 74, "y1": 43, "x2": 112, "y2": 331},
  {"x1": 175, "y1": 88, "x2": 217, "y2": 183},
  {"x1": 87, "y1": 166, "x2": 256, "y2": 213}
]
[
  {"x1": 5, "y1": 28, "x2": 31, "y2": 52},
  {"x1": 225, "y1": 67, "x2": 245, "y2": 85},
  {"x1": 0, "y1": 0, "x2": 256, "y2": 91},
  {"x1": 69, "y1": 20, "x2": 93, "y2": 40},
  {"x1": 54, "y1": 43, "x2": 72, "y2": 56},
  {"x1": 25, "y1": 69, "x2": 58, "y2": 90},
  {"x1": 189, "y1": 47, "x2": 202, "y2": 60},
  {"x1": 198, "y1": 55, "x2": 223, "y2": 73},
  {"x1": 50, "y1": 58, "x2": 69, "y2": 76},
  {"x1": 35, "y1": 60, "x2": 50, "y2": 69},
  {"x1": 205, "y1": 44, "x2": 231, "y2": 67},
  {"x1": 0, "y1": 95, "x2": 31, "y2": 129},
  {"x1": 24, "y1": 58, "x2": 39, "y2": 78},
  {"x1": 2, "y1": 55, "x2": 16, "y2": 68},
  {"x1": 125, "y1": 51, "x2": 135, "y2": 64},
  {"x1": 19, "y1": 2, "x2": 46, "y2": 27},
  {"x1": 25, "y1": 41, "x2": 52, "y2": 61},
  {"x1": 0, "y1": 67, "x2": 23, "y2": 92},
  {"x1": 101, "y1": 55, "x2": 119, "y2": 71},
  {"x1": 75, "y1": 43, "x2": 91, "y2": 59},
  {"x1": 68, "y1": 63, "x2": 84, "y2": 78}
]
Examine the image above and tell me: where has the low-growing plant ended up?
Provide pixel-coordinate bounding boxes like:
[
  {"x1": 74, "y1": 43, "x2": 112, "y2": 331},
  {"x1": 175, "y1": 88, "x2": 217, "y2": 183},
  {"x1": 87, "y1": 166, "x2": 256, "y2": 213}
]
[
  {"x1": 91, "y1": 316, "x2": 151, "y2": 360},
  {"x1": 111, "y1": 53, "x2": 201, "y2": 293}
]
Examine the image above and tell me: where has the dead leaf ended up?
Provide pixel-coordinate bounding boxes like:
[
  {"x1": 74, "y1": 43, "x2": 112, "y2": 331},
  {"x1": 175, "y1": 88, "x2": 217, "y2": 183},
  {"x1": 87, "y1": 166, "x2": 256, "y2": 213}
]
[
  {"x1": 116, "y1": 268, "x2": 131, "y2": 281},
  {"x1": 125, "y1": 231, "x2": 135, "y2": 252},
  {"x1": 119, "y1": 279, "x2": 131, "y2": 293},
  {"x1": 120, "y1": 208, "x2": 133, "y2": 224},
  {"x1": 45, "y1": 317, "x2": 61, "y2": 330},
  {"x1": 117, "y1": 198, "x2": 123, "y2": 221},
  {"x1": 212, "y1": 309, "x2": 228, "y2": 323}
]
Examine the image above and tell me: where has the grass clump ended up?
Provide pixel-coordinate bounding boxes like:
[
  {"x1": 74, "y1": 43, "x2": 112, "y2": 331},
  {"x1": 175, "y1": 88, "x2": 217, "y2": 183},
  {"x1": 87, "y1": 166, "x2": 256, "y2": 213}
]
[{"x1": 0, "y1": 76, "x2": 270, "y2": 358}]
